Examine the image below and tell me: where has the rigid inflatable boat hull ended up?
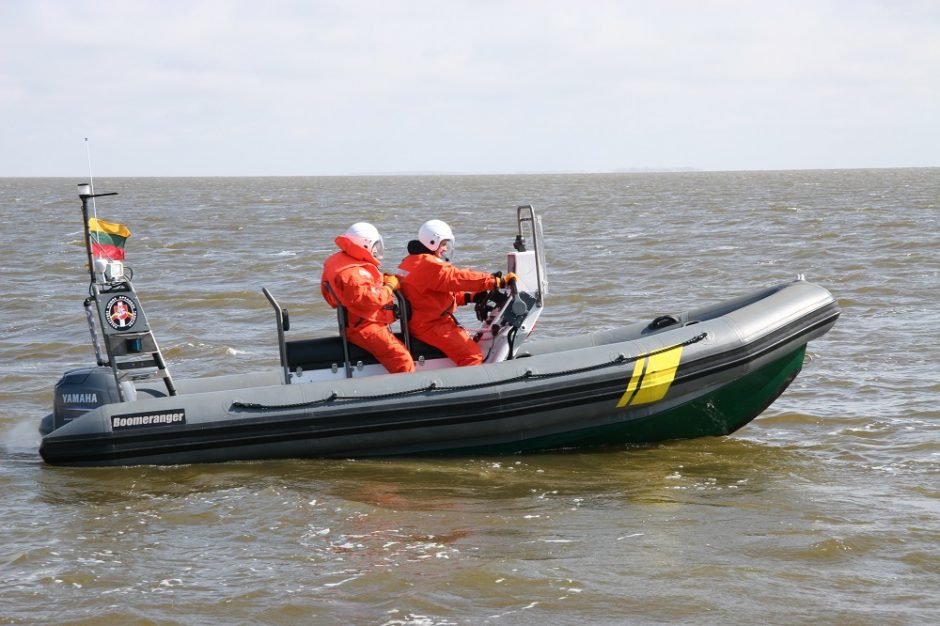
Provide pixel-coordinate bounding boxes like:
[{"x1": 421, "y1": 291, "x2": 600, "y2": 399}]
[{"x1": 39, "y1": 280, "x2": 839, "y2": 466}]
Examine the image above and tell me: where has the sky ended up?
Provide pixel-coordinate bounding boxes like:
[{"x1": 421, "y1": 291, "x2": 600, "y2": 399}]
[{"x1": 1, "y1": 0, "x2": 938, "y2": 176}]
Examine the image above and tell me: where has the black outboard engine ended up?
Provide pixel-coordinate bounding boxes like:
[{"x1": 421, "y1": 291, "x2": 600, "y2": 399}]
[{"x1": 40, "y1": 366, "x2": 120, "y2": 435}]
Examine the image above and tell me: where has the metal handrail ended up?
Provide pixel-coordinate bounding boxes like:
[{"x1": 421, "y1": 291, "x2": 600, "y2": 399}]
[{"x1": 262, "y1": 287, "x2": 291, "y2": 384}]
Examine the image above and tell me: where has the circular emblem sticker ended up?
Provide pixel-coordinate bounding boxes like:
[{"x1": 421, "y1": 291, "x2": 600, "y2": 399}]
[{"x1": 105, "y1": 295, "x2": 138, "y2": 330}]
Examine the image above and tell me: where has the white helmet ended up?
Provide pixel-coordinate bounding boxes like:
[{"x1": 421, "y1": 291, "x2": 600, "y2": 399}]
[
  {"x1": 344, "y1": 222, "x2": 384, "y2": 259},
  {"x1": 418, "y1": 219, "x2": 454, "y2": 253}
]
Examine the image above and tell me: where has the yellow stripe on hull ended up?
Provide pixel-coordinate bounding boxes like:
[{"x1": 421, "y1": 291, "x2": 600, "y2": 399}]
[{"x1": 616, "y1": 345, "x2": 683, "y2": 408}]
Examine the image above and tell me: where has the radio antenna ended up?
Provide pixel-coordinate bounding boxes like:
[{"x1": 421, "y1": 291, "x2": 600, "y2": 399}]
[{"x1": 84, "y1": 137, "x2": 98, "y2": 220}]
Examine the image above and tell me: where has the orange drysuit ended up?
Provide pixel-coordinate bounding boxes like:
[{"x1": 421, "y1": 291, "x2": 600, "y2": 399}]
[
  {"x1": 397, "y1": 251, "x2": 498, "y2": 366},
  {"x1": 320, "y1": 236, "x2": 415, "y2": 374}
]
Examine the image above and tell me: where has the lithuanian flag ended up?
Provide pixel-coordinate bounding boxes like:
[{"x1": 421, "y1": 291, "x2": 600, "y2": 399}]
[{"x1": 88, "y1": 218, "x2": 131, "y2": 260}]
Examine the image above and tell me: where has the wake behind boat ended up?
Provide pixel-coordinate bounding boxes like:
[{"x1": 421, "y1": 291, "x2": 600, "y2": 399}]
[{"x1": 38, "y1": 186, "x2": 840, "y2": 466}]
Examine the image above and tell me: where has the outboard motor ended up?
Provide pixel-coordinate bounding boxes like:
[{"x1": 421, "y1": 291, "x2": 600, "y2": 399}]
[{"x1": 40, "y1": 366, "x2": 121, "y2": 435}]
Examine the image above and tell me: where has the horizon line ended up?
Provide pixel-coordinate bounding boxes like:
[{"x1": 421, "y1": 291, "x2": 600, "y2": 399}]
[{"x1": 2, "y1": 165, "x2": 938, "y2": 179}]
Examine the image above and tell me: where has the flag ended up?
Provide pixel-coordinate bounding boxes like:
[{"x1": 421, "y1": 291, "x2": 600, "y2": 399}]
[{"x1": 88, "y1": 218, "x2": 131, "y2": 260}]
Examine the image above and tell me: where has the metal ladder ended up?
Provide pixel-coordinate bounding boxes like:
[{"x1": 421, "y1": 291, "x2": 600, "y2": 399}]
[{"x1": 88, "y1": 280, "x2": 177, "y2": 401}]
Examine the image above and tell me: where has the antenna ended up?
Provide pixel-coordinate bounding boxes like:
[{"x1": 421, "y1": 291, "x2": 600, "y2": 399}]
[
  {"x1": 84, "y1": 137, "x2": 98, "y2": 220},
  {"x1": 79, "y1": 139, "x2": 117, "y2": 285}
]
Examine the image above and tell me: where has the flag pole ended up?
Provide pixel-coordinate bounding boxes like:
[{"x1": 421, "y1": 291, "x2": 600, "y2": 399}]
[
  {"x1": 78, "y1": 184, "x2": 118, "y2": 286},
  {"x1": 79, "y1": 139, "x2": 117, "y2": 285}
]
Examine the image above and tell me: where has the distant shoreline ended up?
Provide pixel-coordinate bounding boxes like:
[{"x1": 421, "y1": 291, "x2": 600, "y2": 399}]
[{"x1": 2, "y1": 165, "x2": 937, "y2": 179}]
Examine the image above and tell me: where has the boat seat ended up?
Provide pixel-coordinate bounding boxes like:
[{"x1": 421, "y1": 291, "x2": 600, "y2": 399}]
[
  {"x1": 283, "y1": 286, "x2": 447, "y2": 375},
  {"x1": 266, "y1": 285, "x2": 449, "y2": 379},
  {"x1": 285, "y1": 334, "x2": 447, "y2": 373}
]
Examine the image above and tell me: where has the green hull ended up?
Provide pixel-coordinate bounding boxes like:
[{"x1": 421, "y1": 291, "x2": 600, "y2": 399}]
[{"x1": 457, "y1": 346, "x2": 806, "y2": 455}]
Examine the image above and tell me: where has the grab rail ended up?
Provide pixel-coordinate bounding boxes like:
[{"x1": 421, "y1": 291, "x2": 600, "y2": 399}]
[{"x1": 262, "y1": 287, "x2": 291, "y2": 384}]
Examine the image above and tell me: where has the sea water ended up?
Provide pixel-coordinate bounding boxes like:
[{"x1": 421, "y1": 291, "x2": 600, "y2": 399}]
[{"x1": 1, "y1": 169, "x2": 937, "y2": 624}]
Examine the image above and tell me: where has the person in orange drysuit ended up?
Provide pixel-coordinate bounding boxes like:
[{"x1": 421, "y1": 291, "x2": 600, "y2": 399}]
[
  {"x1": 320, "y1": 222, "x2": 415, "y2": 374},
  {"x1": 397, "y1": 219, "x2": 516, "y2": 366}
]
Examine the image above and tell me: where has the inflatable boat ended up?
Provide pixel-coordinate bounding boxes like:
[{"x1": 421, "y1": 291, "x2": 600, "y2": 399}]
[{"x1": 38, "y1": 186, "x2": 840, "y2": 466}]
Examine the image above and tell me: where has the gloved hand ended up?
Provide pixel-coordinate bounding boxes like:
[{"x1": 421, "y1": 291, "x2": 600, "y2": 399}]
[
  {"x1": 382, "y1": 301, "x2": 401, "y2": 320},
  {"x1": 461, "y1": 291, "x2": 489, "y2": 306},
  {"x1": 494, "y1": 272, "x2": 518, "y2": 289},
  {"x1": 383, "y1": 274, "x2": 400, "y2": 292}
]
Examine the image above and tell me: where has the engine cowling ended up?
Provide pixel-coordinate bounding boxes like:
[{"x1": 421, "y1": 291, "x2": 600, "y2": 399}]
[{"x1": 42, "y1": 366, "x2": 121, "y2": 435}]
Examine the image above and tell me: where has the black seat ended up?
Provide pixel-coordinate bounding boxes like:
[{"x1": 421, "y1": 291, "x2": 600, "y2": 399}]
[
  {"x1": 285, "y1": 333, "x2": 447, "y2": 373},
  {"x1": 286, "y1": 335, "x2": 371, "y2": 372},
  {"x1": 284, "y1": 285, "x2": 448, "y2": 375}
]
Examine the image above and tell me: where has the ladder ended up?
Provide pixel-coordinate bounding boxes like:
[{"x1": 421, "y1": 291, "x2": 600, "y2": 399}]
[{"x1": 89, "y1": 280, "x2": 177, "y2": 401}]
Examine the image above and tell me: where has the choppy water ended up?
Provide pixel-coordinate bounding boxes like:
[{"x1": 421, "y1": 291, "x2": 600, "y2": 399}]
[{"x1": 1, "y1": 170, "x2": 938, "y2": 625}]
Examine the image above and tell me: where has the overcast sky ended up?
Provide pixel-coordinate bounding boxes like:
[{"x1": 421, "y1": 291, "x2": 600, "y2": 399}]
[{"x1": 2, "y1": 0, "x2": 938, "y2": 176}]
